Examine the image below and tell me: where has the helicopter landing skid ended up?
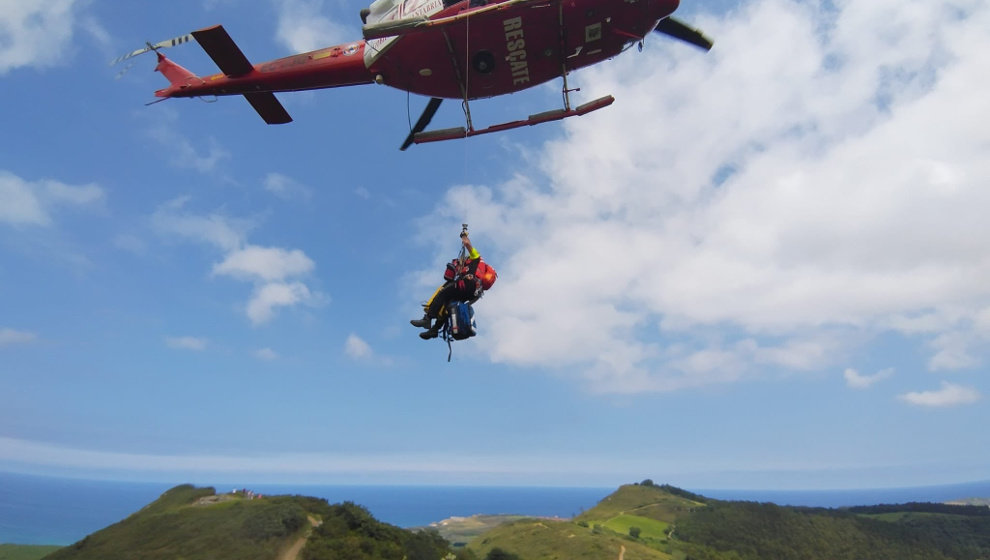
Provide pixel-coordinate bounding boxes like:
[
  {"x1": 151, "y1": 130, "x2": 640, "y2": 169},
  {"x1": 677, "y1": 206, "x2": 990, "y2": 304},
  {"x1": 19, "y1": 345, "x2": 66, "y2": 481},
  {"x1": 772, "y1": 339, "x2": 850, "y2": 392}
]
[{"x1": 413, "y1": 94, "x2": 614, "y2": 145}]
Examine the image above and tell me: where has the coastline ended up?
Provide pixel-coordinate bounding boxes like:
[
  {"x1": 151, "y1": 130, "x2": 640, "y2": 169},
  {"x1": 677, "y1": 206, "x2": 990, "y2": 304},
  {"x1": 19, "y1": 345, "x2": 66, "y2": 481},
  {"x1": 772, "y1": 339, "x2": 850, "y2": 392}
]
[{"x1": 3, "y1": 471, "x2": 989, "y2": 547}]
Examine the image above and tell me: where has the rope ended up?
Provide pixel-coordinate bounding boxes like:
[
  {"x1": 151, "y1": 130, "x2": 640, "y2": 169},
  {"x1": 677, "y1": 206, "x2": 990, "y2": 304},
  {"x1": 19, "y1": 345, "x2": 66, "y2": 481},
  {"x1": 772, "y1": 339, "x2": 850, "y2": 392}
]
[
  {"x1": 444, "y1": 226, "x2": 471, "y2": 362},
  {"x1": 464, "y1": 14, "x2": 470, "y2": 105},
  {"x1": 406, "y1": 90, "x2": 412, "y2": 131}
]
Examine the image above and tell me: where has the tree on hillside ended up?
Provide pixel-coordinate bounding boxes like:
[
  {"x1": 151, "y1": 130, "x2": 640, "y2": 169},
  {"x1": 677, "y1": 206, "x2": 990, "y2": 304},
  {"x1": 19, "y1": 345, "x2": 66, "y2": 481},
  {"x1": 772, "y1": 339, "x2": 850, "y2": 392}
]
[
  {"x1": 629, "y1": 527, "x2": 642, "y2": 539},
  {"x1": 403, "y1": 529, "x2": 451, "y2": 560},
  {"x1": 484, "y1": 548, "x2": 522, "y2": 560}
]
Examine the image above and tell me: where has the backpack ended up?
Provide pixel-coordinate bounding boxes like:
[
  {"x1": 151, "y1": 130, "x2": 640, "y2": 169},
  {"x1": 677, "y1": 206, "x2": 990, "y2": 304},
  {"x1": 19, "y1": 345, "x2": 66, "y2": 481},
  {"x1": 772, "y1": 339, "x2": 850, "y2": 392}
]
[
  {"x1": 440, "y1": 301, "x2": 476, "y2": 362},
  {"x1": 445, "y1": 301, "x2": 476, "y2": 341}
]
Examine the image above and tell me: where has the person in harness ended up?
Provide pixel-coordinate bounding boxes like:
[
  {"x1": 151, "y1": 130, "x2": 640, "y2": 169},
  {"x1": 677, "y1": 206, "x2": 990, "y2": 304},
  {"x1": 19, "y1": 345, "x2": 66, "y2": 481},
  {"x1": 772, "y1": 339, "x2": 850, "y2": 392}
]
[{"x1": 411, "y1": 226, "x2": 496, "y2": 340}]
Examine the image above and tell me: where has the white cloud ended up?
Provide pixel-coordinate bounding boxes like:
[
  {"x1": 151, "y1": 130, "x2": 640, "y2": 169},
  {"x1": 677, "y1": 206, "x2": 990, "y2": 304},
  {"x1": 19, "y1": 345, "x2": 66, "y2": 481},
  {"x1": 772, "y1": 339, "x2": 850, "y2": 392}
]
[
  {"x1": 898, "y1": 382, "x2": 981, "y2": 407},
  {"x1": 152, "y1": 199, "x2": 322, "y2": 325},
  {"x1": 0, "y1": 0, "x2": 78, "y2": 74},
  {"x1": 928, "y1": 331, "x2": 979, "y2": 371},
  {"x1": 246, "y1": 281, "x2": 316, "y2": 325},
  {"x1": 0, "y1": 173, "x2": 47, "y2": 226},
  {"x1": 344, "y1": 333, "x2": 373, "y2": 359},
  {"x1": 147, "y1": 119, "x2": 230, "y2": 173},
  {"x1": 213, "y1": 245, "x2": 315, "y2": 282},
  {"x1": 0, "y1": 436, "x2": 624, "y2": 484},
  {"x1": 419, "y1": 0, "x2": 990, "y2": 393},
  {"x1": 343, "y1": 333, "x2": 392, "y2": 365},
  {"x1": 844, "y1": 367, "x2": 894, "y2": 389},
  {"x1": 113, "y1": 234, "x2": 147, "y2": 255},
  {"x1": 272, "y1": 0, "x2": 350, "y2": 53},
  {"x1": 44, "y1": 180, "x2": 103, "y2": 206},
  {"x1": 263, "y1": 172, "x2": 313, "y2": 200},
  {"x1": 0, "y1": 170, "x2": 104, "y2": 227},
  {"x1": 255, "y1": 347, "x2": 279, "y2": 360},
  {"x1": 78, "y1": 14, "x2": 109, "y2": 47},
  {"x1": 151, "y1": 197, "x2": 249, "y2": 251},
  {"x1": 0, "y1": 328, "x2": 37, "y2": 346},
  {"x1": 165, "y1": 336, "x2": 207, "y2": 351},
  {"x1": 214, "y1": 246, "x2": 320, "y2": 325}
]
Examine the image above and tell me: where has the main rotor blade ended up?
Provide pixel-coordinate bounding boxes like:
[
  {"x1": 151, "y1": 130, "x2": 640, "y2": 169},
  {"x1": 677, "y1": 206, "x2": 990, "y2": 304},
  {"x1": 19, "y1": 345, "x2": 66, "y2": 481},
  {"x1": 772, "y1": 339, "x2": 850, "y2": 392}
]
[
  {"x1": 400, "y1": 97, "x2": 443, "y2": 151},
  {"x1": 654, "y1": 18, "x2": 713, "y2": 51}
]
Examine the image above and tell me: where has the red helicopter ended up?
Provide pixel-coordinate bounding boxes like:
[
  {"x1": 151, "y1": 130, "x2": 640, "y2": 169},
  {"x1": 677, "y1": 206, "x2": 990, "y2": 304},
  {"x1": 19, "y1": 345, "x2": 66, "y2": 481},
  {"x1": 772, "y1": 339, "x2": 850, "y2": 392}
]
[{"x1": 113, "y1": 0, "x2": 711, "y2": 149}]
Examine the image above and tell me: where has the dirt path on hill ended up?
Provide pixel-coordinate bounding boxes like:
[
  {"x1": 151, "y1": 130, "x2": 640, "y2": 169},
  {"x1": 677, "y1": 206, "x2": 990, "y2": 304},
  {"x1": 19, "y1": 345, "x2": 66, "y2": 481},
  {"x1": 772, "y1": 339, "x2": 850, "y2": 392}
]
[
  {"x1": 280, "y1": 534, "x2": 308, "y2": 560},
  {"x1": 618, "y1": 544, "x2": 626, "y2": 560},
  {"x1": 279, "y1": 516, "x2": 322, "y2": 560}
]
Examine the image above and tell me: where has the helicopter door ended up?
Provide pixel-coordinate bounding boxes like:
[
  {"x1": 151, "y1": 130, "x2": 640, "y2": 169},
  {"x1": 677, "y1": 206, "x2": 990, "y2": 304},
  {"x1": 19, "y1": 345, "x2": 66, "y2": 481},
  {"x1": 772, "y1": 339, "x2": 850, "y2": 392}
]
[{"x1": 363, "y1": 0, "x2": 445, "y2": 66}]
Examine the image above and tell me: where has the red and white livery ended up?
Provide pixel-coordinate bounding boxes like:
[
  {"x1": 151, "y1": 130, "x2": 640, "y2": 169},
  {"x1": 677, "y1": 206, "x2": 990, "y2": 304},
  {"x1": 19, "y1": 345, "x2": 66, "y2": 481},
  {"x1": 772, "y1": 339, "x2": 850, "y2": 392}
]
[{"x1": 119, "y1": 0, "x2": 711, "y2": 148}]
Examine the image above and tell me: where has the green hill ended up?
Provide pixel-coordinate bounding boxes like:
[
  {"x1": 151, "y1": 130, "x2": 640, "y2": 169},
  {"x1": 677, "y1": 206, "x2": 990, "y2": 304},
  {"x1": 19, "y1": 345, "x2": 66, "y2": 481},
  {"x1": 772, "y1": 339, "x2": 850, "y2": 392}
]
[
  {"x1": 31, "y1": 481, "x2": 990, "y2": 560},
  {"x1": 0, "y1": 544, "x2": 62, "y2": 560},
  {"x1": 463, "y1": 481, "x2": 990, "y2": 560},
  {"x1": 467, "y1": 517, "x2": 672, "y2": 560},
  {"x1": 577, "y1": 482, "x2": 706, "y2": 525},
  {"x1": 42, "y1": 485, "x2": 450, "y2": 560},
  {"x1": 462, "y1": 482, "x2": 697, "y2": 560}
]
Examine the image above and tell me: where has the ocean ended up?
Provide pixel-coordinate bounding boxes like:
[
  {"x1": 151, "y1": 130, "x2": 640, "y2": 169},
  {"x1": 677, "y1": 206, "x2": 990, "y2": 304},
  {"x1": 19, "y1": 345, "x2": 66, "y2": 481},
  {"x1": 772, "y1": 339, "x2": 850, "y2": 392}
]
[
  {"x1": 697, "y1": 479, "x2": 990, "y2": 508},
  {"x1": 2, "y1": 471, "x2": 989, "y2": 546},
  {"x1": 0, "y1": 472, "x2": 611, "y2": 546}
]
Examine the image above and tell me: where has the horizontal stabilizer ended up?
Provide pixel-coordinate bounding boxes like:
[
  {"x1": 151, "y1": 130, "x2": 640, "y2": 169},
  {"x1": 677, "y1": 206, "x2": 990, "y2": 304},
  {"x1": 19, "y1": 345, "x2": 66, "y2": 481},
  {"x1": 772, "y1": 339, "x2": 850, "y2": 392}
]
[
  {"x1": 244, "y1": 92, "x2": 293, "y2": 124},
  {"x1": 192, "y1": 25, "x2": 254, "y2": 76}
]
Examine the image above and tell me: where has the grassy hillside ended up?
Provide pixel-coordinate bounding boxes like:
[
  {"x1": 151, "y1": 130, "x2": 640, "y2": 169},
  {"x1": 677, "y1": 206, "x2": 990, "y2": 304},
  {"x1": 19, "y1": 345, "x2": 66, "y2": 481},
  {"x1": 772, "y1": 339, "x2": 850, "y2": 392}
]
[
  {"x1": 577, "y1": 482, "x2": 706, "y2": 525},
  {"x1": 462, "y1": 482, "x2": 705, "y2": 560},
  {"x1": 678, "y1": 498, "x2": 990, "y2": 560},
  {"x1": 45, "y1": 486, "x2": 314, "y2": 560},
  {"x1": 300, "y1": 501, "x2": 449, "y2": 560},
  {"x1": 465, "y1": 481, "x2": 990, "y2": 560},
  {"x1": 0, "y1": 545, "x2": 61, "y2": 560},
  {"x1": 425, "y1": 515, "x2": 537, "y2": 547},
  {"x1": 42, "y1": 485, "x2": 451, "y2": 560},
  {"x1": 467, "y1": 517, "x2": 672, "y2": 560},
  {"x1": 27, "y1": 481, "x2": 990, "y2": 560}
]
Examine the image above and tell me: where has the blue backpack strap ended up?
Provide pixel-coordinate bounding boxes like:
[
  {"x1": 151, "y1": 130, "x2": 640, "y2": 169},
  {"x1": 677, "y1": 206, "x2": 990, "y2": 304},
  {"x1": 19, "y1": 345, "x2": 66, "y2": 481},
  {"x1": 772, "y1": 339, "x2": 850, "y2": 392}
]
[{"x1": 441, "y1": 313, "x2": 453, "y2": 362}]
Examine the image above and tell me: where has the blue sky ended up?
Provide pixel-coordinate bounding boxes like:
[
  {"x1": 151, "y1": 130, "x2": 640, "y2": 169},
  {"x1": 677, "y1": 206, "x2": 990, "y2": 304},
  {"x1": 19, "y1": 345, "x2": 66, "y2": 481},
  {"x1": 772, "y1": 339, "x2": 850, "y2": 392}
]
[{"x1": 1, "y1": 0, "x2": 988, "y2": 491}]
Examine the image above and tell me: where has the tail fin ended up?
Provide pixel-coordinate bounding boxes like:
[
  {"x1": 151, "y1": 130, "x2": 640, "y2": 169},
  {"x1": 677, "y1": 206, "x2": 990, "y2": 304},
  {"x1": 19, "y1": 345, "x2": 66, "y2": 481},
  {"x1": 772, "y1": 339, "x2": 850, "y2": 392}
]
[{"x1": 154, "y1": 52, "x2": 199, "y2": 91}]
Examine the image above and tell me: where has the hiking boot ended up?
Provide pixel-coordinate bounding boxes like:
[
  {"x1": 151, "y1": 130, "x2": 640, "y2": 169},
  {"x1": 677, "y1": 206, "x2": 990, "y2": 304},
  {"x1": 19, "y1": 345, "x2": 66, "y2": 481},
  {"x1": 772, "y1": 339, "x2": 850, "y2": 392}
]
[
  {"x1": 410, "y1": 315, "x2": 431, "y2": 329},
  {"x1": 419, "y1": 328, "x2": 439, "y2": 340}
]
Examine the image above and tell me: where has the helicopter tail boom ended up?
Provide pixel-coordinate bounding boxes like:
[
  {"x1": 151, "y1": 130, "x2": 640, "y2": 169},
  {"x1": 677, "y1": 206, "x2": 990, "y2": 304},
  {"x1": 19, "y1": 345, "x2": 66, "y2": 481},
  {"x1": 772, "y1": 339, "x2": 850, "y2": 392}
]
[{"x1": 152, "y1": 25, "x2": 293, "y2": 124}]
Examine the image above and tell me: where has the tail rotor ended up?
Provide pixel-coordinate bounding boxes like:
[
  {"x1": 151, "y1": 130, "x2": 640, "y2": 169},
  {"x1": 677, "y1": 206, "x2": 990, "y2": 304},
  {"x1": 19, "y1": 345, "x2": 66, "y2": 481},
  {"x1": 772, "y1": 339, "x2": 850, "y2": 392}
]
[{"x1": 110, "y1": 33, "x2": 194, "y2": 79}]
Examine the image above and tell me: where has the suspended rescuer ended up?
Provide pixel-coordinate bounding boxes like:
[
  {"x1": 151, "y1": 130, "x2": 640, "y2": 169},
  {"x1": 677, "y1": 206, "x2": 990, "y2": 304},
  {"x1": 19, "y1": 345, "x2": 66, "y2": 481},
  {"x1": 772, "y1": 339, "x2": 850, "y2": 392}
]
[{"x1": 411, "y1": 229, "x2": 496, "y2": 339}]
